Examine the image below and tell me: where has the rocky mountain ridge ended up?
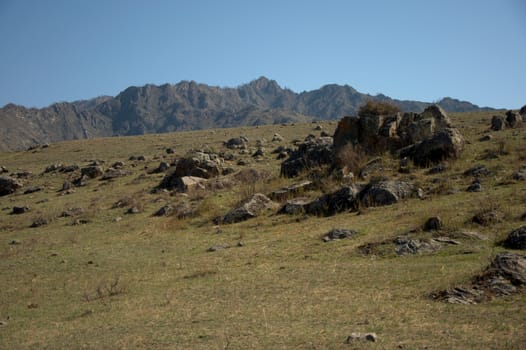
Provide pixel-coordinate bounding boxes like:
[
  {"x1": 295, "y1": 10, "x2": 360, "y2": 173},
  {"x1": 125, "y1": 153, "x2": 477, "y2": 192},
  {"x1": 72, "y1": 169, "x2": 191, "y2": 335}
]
[{"x1": 0, "y1": 77, "x2": 492, "y2": 151}]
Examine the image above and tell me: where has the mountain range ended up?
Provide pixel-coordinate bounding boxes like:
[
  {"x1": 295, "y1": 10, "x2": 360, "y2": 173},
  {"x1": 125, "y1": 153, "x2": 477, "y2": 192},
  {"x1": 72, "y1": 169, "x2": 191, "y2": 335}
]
[{"x1": 0, "y1": 77, "x2": 493, "y2": 151}]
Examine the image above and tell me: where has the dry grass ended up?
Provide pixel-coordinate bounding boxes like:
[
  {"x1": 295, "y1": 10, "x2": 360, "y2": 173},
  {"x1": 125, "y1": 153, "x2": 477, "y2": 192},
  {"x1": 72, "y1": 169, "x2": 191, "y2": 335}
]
[{"x1": 1, "y1": 116, "x2": 525, "y2": 349}]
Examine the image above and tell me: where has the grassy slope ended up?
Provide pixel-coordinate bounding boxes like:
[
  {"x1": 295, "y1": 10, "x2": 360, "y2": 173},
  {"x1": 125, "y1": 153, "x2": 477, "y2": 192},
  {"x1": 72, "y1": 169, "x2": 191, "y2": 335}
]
[{"x1": 1, "y1": 115, "x2": 525, "y2": 349}]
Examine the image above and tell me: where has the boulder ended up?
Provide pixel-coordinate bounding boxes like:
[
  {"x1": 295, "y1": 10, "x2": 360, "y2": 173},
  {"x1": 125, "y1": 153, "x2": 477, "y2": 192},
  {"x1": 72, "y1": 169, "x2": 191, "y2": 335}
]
[
  {"x1": 269, "y1": 181, "x2": 315, "y2": 201},
  {"x1": 305, "y1": 185, "x2": 360, "y2": 216},
  {"x1": 81, "y1": 166, "x2": 104, "y2": 179},
  {"x1": 280, "y1": 137, "x2": 333, "y2": 178},
  {"x1": 0, "y1": 176, "x2": 22, "y2": 196},
  {"x1": 408, "y1": 128, "x2": 465, "y2": 167},
  {"x1": 520, "y1": 105, "x2": 526, "y2": 120},
  {"x1": 277, "y1": 198, "x2": 309, "y2": 215},
  {"x1": 464, "y1": 164, "x2": 491, "y2": 177},
  {"x1": 158, "y1": 170, "x2": 207, "y2": 192},
  {"x1": 505, "y1": 110, "x2": 522, "y2": 128},
  {"x1": 222, "y1": 193, "x2": 278, "y2": 224},
  {"x1": 503, "y1": 226, "x2": 526, "y2": 250},
  {"x1": 172, "y1": 151, "x2": 222, "y2": 179},
  {"x1": 423, "y1": 216, "x2": 443, "y2": 231},
  {"x1": 359, "y1": 180, "x2": 417, "y2": 207},
  {"x1": 272, "y1": 133, "x2": 284, "y2": 142},
  {"x1": 491, "y1": 115, "x2": 506, "y2": 131},
  {"x1": 12, "y1": 206, "x2": 30, "y2": 214},
  {"x1": 153, "y1": 205, "x2": 174, "y2": 217},
  {"x1": 101, "y1": 168, "x2": 131, "y2": 180},
  {"x1": 224, "y1": 136, "x2": 248, "y2": 149}
]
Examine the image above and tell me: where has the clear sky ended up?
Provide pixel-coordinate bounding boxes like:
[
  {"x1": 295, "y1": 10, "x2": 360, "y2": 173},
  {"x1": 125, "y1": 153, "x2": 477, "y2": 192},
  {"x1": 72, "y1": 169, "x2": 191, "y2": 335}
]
[{"x1": 0, "y1": 0, "x2": 524, "y2": 109}]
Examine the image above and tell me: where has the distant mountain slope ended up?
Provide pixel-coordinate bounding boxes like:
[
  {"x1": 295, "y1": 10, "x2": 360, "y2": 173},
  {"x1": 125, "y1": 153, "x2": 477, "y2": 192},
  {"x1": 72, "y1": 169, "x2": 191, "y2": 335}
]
[{"x1": 0, "y1": 77, "x2": 492, "y2": 151}]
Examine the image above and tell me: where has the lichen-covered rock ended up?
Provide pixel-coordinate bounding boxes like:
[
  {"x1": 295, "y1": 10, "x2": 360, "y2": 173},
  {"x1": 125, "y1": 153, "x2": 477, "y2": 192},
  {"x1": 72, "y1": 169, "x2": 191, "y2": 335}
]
[
  {"x1": 81, "y1": 165, "x2": 104, "y2": 179},
  {"x1": 173, "y1": 151, "x2": 222, "y2": 179},
  {"x1": 408, "y1": 128, "x2": 465, "y2": 167}
]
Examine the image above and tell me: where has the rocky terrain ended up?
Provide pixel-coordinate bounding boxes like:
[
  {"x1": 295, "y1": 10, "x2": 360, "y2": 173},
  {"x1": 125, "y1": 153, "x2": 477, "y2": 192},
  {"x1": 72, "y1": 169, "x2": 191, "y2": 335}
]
[
  {"x1": 0, "y1": 104, "x2": 525, "y2": 349},
  {"x1": 0, "y1": 77, "x2": 493, "y2": 152}
]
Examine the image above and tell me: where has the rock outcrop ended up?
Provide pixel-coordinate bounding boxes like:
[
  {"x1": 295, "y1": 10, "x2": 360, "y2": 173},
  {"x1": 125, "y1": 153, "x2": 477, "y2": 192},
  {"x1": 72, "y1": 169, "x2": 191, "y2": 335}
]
[{"x1": 333, "y1": 105, "x2": 464, "y2": 168}]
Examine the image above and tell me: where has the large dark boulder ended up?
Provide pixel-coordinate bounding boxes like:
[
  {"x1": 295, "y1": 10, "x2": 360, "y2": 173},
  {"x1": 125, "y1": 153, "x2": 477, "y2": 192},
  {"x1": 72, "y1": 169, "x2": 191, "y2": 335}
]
[
  {"x1": 0, "y1": 176, "x2": 22, "y2": 196},
  {"x1": 280, "y1": 137, "x2": 333, "y2": 178},
  {"x1": 491, "y1": 115, "x2": 506, "y2": 131},
  {"x1": 504, "y1": 226, "x2": 526, "y2": 250},
  {"x1": 359, "y1": 180, "x2": 418, "y2": 207},
  {"x1": 81, "y1": 165, "x2": 104, "y2": 179},
  {"x1": 405, "y1": 128, "x2": 465, "y2": 167},
  {"x1": 505, "y1": 110, "x2": 522, "y2": 128}
]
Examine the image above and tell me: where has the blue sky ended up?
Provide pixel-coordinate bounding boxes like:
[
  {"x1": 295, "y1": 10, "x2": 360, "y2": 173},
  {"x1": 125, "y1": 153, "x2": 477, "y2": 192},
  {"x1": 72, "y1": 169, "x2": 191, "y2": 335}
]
[{"x1": 0, "y1": 0, "x2": 524, "y2": 109}]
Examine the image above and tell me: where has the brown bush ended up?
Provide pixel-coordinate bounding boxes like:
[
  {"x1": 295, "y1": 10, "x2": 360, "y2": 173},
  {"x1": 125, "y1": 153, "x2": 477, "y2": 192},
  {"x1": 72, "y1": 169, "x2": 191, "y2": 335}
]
[
  {"x1": 335, "y1": 142, "x2": 368, "y2": 173},
  {"x1": 358, "y1": 100, "x2": 400, "y2": 117}
]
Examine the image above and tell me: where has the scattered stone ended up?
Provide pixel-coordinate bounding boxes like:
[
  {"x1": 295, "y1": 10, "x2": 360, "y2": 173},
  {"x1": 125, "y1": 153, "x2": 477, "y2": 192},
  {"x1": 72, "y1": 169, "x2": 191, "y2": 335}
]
[
  {"x1": 503, "y1": 226, "x2": 526, "y2": 250},
  {"x1": 11, "y1": 206, "x2": 30, "y2": 215},
  {"x1": 30, "y1": 217, "x2": 49, "y2": 228},
  {"x1": 314, "y1": 125, "x2": 323, "y2": 131},
  {"x1": 153, "y1": 205, "x2": 174, "y2": 217},
  {"x1": 272, "y1": 133, "x2": 284, "y2": 142},
  {"x1": 358, "y1": 157, "x2": 384, "y2": 179},
  {"x1": 423, "y1": 216, "x2": 443, "y2": 231},
  {"x1": 427, "y1": 162, "x2": 448, "y2": 174},
  {"x1": 252, "y1": 147, "x2": 264, "y2": 157},
  {"x1": 101, "y1": 168, "x2": 131, "y2": 180},
  {"x1": 0, "y1": 176, "x2": 23, "y2": 196},
  {"x1": 72, "y1": 175, "x2": 89, "y2": 187},
  {"x1": 513, "y1": 168, "x2": 526, "y2": 181},
  {"x1": 23, "y1": 186, "x2": 42, "y2": 194},
  {"x1": 222, "y1": 193, "x2": 279, "y2": 224},
  {"x1": 60, "y1": 208, "x2": 84, "y2": 217},
  {"x1": 269, "y1": 181, "x2": 315, "y2": 201},
  {"x1": 126, "y1": 206, "x2": 141, "y2": 214},
  {"x1": 166, "y1": 148, "x2": 175, "y2": 154},
  {"x1": 305, "y1": 185, "x2": 360, "y2": 216},
  {"x1": 345, "y1": 332, "x2": 377, "y2": 343},
  {"x1": 59, "y1": 165, "x2": 80, "y2": 173},
  {"x1": 277, "y1": 198, "x2": 310, "y2": 215},
  {"x1": 81, "y1": 166, "x2": 103, "y2": 179},
  {"x1": 150, "y1": 161, "x2": 170, "y2": 174},
  {"x1": 479, "y1": 134, "x2": 493, "y2": 142},
  {"x1": 322, "y1": 228, "x2": 358, "y2": 242},
  {"x1": 61, "y1": 181, "x2": 73, "y2": 192},
  {"x1": 9, "y1": 240, "x2": 21, "y2": 245},
  {"x1": 224, "y1": 136, "x2": 248, "y2": 149},
  {"x1": 466, "y1": 180, "x2": 482, "y2": 192},
  {"x1": 207, "y1": 244, "x2": 230, "y2": 252},
  {"x1": 0, "y1": 166, "x2": 8, "y2": 173},
  {"x1": 44, "y1": 163, "x2": 63, "y2": 173},
  {"x1": 463, "y1": 164, "x2": 491, "y2": 177}
]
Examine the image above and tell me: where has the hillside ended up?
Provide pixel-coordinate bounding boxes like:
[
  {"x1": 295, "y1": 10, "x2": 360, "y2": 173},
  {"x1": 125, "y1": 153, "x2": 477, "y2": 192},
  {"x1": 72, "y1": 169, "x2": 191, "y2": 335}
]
[
  {"x1": 0, "y1": 77, "x2": 492, "y2": 151},
  {"x1": 0, "y1": 109, "x2": 525, "y2": 348}
]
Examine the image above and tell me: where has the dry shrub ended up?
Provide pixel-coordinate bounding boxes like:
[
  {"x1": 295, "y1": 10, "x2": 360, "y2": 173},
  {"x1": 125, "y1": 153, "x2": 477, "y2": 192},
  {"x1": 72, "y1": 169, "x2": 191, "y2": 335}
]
[
  {"x1": 358, "y1": 100, "x2": 400, "y2": 117},
  {"x1": 335, "y1": 142, "x2": 368, "y2": 174},
  {"x1": 83, "y1": 275, "x2": 127, "y2": 302}
]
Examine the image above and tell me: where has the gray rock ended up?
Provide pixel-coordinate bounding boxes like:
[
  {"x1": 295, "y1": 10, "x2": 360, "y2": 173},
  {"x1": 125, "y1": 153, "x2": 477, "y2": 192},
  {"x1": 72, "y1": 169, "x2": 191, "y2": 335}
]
[
  {"x1": 269, "y1": 181, "x2": 315, "y2": 201},
  {"x1": 23, "y1": 186, "x2": 42, "y2": 194},
  {"x1": 12, "y1": 206, "x2": 30, "y2": 215},
  {"x1": 81, "y1": 166, "x2": 104, "y2": 179},
  {"x1": 409, "y1": 128, "x2": 465, "y2": 167},
  {"x1": 322, "y1": 228, "x2": 358, "y2": 242},
  {"x1": 280, "y1": 137, "x2": 333, "y2": 178},
  {"x1": 277, "y1": 198, "x2": 309, "y2": 215},
  {"x1": 479, "y1": 134, "x2": 493, "y2": 142},
  {"x1": 423, "y1": 216, "x2": 443, "y2": 231},
  {"x1": 224, "y1": 137, "x2": 248, "y2": 149},
  {"x1": 503, "y1": 226, "x2": 526, "y2": 250},
  {"x1": 467, "y1": 181, "x2": 482, "y2": 192},
  {"x1": 434, "y1": 252, "x2": 526, "y2": 304},
  {"x1": 505, "y1": 110, "x2": 522, "y2": 128},
  {"x1": 0, "y1": 176, "x2": 23, "y2": 196},
  {"x1": 359, "y1": 180, "x2": 417, "y2": 207},
  {"x1": 491, "y1": 115, "x2": 506, "y2": 131},
  {"x1": 395, "y1": 237, "x2": 442, "y2": 255},
  {"x1": 464, "y1": 164, "x2": 491, "y2": 177},
  {"x1": 223, "y1": 193, "x2": 278, "y2": 224},
  {"x1": 153, "y1": 205, "x2": 174, "y2": 217},
  {"x1": 346, "y1": 332, "x2": 377, "y2": 343}
]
